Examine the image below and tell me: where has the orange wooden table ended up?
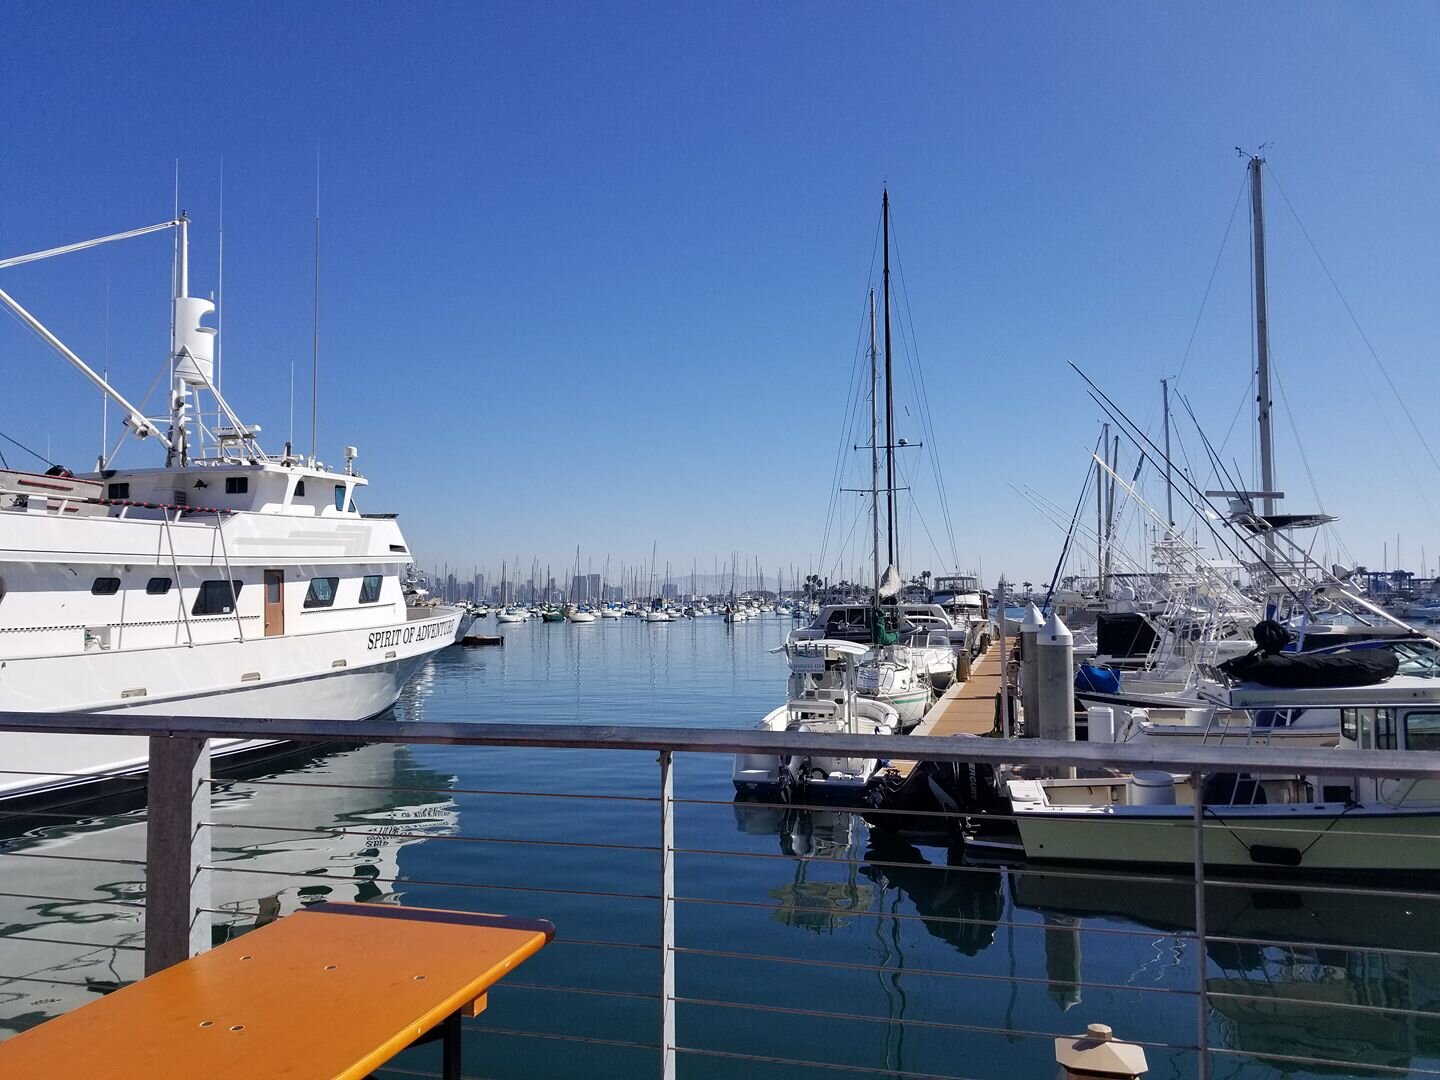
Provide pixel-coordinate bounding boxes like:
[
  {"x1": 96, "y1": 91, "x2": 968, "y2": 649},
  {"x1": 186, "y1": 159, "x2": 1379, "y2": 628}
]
[{"x1": 0, "y1": 902, "x2": 554, "y2": 1080}]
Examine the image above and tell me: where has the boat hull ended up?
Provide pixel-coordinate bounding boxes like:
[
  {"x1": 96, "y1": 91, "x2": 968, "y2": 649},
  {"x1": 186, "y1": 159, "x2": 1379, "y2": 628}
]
[
  {"x1": 0, "y1": 610, "x2": 458, "y2": 799},
  {"x1": 1011, "y1": 799, "x2": 1440, "y2": 873}
]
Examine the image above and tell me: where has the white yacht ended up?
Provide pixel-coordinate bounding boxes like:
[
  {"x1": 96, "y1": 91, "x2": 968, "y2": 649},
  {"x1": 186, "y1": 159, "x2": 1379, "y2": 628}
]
[{"x1": 0, "y1": 212, "x2": 461, "y2": 799}]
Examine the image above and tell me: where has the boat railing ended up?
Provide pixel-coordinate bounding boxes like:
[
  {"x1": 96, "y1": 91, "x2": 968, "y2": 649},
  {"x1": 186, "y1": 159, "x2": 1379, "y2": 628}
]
[{"x1": 0, "y1": 712, "x2": 1438, "y2": 1078}]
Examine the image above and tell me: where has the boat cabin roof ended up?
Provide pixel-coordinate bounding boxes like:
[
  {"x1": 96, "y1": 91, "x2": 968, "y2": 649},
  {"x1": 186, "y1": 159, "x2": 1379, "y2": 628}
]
[
  {"x1": 1226, "y1": 674, "x2": 1440, "y2": 710},
  {"x1": 82, "y1": 461, "x2": 369, "y2": 518}
]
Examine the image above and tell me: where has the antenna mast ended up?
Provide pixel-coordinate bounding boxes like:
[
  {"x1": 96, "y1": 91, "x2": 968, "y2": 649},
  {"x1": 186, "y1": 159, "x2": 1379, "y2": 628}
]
[{"x1": 311, "y1": 148, "x2": 320, "y2": 465}]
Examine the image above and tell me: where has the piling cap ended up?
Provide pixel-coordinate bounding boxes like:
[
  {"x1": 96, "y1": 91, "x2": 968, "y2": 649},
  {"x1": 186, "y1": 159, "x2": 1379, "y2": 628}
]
[
  {"x1": 1020, "y1": 603, "x2": 1045, "y2": 633},
  {"x1": 1054, "y1": 1023, "x2": 1148, "y2": 1076},
  {"x1": 1040, "y1": 611, "x2": 1072, "y2": 645}
]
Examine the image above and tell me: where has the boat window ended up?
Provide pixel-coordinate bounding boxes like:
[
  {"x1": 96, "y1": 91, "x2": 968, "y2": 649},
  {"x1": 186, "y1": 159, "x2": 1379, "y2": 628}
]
[
  {"x1": 1340, "y1": 708, "x2": 1358, "y2": 743},
  {"x1": 225, "y1": 477, "x2": 249, "y2": 495},
  {"x1": 192, "y1": 580, "x2": 242, "y2": 616},
  {"x1": 1376, "y1": 708, "x2": 1397, "y2": 751},
  {"x1": 294, "y1": 480, "x2": 306, "y2": 497},
  {"x1": 334, "y1": 485, "x2": 345, "y2": 511},
  {"x1": 91, "y1": 577, "x2": 120, "y2": 596},
  {"x1": 107, "y1": 482, "x2": 129, "y2": 500},
  {"x1": 304, "y1": 577, "x2": 340, "y2": 609},
  {"x1": 360, "y1": 575, "x2": 383, "y2": 604},
  {"x1": 146, "y1": 577, "x2": 172, "y2": 596},
  {"x1": 1405, "y1": 712, "x2": 1440, "y2": 752}
]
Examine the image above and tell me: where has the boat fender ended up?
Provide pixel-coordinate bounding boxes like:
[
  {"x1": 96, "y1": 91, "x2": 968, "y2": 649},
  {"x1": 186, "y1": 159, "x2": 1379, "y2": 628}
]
[{"x1": 1248, "y1": 844, "x2": 1302, "y2": 867}]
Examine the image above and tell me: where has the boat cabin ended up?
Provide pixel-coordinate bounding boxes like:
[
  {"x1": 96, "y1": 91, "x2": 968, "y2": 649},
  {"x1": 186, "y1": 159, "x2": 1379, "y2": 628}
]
[{"x1": 792, "y1": 603, "x2": 955, "y2": 645}]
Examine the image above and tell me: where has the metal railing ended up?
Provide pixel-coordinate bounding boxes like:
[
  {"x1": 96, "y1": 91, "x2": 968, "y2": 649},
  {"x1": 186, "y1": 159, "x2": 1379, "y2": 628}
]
[{"x1": 1, "y1": 711, "x2": 1440, "y2": 1078}]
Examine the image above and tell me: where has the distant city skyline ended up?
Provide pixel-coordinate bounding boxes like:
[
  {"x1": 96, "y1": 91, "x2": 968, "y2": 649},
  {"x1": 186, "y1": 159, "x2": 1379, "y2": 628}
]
[{"x1": 2, "y1": 4, "x2": 1437, "y2": 582}]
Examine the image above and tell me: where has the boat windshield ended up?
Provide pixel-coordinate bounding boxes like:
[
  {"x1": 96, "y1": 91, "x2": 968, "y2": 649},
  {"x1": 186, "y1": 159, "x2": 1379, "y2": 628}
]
[{"x1": 1392, "y1": 640, "x2": 1440, "y2": 679}]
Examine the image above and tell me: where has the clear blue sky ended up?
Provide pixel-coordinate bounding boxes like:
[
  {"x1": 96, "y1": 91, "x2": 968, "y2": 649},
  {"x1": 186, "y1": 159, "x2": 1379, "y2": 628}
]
[{"x1": 2, "y1": 3, "x2": 1437, "y2": 589}]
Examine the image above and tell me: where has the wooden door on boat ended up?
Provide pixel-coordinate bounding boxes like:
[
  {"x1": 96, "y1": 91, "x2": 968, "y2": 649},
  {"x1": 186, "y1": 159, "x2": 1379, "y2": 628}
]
[{"x1": 264, "y1": 570, "x2": 285, "y2": 637}]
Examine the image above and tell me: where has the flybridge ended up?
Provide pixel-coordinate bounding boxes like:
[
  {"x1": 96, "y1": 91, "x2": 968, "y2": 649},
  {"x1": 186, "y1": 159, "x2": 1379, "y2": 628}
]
[{"x1": 0, "y1": 214, "x2": 269, "y2": 470}]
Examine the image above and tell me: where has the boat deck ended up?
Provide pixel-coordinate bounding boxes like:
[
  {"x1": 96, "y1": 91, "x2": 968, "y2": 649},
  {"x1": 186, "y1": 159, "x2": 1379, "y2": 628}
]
[{"x1": 891, "y1": 645, "x2": 1005, "y2": 776}]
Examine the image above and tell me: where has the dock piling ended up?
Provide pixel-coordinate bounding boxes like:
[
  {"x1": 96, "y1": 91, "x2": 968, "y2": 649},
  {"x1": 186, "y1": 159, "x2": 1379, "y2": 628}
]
[{"x1": 144, "y1": 735, "x2": 211, "y2": 975}]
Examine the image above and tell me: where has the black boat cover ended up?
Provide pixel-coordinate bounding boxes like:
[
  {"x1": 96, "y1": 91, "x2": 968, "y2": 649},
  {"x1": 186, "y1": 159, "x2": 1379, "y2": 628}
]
[
  {"x1": 1218, "y1": 619, "x2": 1399, "y2": 687},
  {"x1": 1219, "y1": 649, "x2": 1398, "y2": 688}
]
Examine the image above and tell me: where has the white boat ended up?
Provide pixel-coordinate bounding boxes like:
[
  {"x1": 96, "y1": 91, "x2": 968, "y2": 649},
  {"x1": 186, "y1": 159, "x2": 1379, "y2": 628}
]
[
  {"x1": 600, "y1": 606, "x2": 622, "y2": 619},
  {"x1": 0, "y1": 213, "x2": 459, "y2": 800},
  {"x1": 1008, "y1": 673, "x2": 1440, "y2": 873},
  {"x1": 495, "y1": 609, "x2": 527, "y2": 624},
  {"x1": 733, "y1": 640, "x2": 899, "y2": 798},
  {"x1": 855, "y1": 651, "x2": 932, "y2": 729}
]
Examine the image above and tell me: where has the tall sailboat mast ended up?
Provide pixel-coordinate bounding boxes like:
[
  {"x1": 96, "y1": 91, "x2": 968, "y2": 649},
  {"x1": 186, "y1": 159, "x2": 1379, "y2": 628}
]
[
  {"x1": 1248, "y1": 153, "x2": 1277, "y2": 522},
  {"x1": 881, "y1": 189, "x2": 898, "y2": 571},
  {"x1": 868, "y1": 287, "x2": 882, "y2": 605}
]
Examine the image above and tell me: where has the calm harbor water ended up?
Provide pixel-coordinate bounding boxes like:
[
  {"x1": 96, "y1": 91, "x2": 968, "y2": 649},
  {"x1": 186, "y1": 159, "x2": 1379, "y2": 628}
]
[{"x1": 1, "y1": 614, "x2": 1437, "y2": 1077}]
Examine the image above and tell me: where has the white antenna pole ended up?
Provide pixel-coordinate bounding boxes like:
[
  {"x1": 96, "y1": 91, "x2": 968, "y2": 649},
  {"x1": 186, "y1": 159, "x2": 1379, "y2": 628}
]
[
  {"x1": 100, "y1": 275, "x2": 109, "y2": 470},
  {"x1": 217, "y1": 156, "x2": 224, "y2": 394},
  {"x1": 311, "y1": 145, "x2": 320, "y2": 465},
  {"x1": 1161, "y1": 376, "x2": 1173, "y2": 528}
]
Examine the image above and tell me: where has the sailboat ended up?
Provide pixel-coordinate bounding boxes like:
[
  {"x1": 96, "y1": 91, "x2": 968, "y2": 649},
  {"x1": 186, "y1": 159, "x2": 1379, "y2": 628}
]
[
  {"x1": 851, "y1": 192, "x2": 950, "y2": 727},
  {"x1": 566, "y1": 545, "x2": 597, "y2": 622},
  {"x1": 733, "y1": 193, "x2": 943, "y2": 797}
]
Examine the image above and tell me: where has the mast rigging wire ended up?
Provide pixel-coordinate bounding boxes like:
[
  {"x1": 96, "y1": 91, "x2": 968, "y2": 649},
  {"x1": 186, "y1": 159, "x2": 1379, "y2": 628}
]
[
  {"x1": 1265, "y1": 163, "x2": 1440, "y2": 485},
  {"x1": 0, "y1": 428, "x2": 55, "y2": 469}
]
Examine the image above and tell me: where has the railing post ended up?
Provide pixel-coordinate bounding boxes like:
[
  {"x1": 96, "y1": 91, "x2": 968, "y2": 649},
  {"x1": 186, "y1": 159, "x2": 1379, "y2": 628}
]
[
  {"x1": 1191, "y1": 770, "x2": 1209, "y2": 1080},
  {"x1": 145, "y1": 735, "x2": 212, "y2": 975},
  {"x1": 659, "y1": 749, "x2": 676, "y2": 1080}
]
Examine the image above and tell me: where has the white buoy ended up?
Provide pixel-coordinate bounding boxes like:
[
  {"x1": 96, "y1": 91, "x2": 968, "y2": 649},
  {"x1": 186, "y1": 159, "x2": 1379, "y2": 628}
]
[
  {"x1": 1019, "y1": 603, "x2": 1045, "y2": 738},
  {"x1": 1035, "y1": 612, "x2": 1075, "y2": 744}
]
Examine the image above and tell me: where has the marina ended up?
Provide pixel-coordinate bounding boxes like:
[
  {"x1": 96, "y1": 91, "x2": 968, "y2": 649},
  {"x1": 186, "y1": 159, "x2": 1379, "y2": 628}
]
[
  {"x1": 2, "y1": 4, "x2": 1439, "y2": 1078},
  {"x1": 6, "y1": 622, "x2": 1440, "y2": 1078}
]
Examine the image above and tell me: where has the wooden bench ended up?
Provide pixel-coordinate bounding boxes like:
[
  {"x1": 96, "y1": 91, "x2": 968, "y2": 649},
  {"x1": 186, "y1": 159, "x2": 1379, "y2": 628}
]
[{"x1": 0, "y1": 902, "x2": 554, "y2": 1079}]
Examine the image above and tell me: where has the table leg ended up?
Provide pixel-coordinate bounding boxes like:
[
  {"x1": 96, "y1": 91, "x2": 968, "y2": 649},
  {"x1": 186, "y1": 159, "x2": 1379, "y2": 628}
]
[{"x1": 442, "y1": 1011, "x2": 462, "y2": 1080}]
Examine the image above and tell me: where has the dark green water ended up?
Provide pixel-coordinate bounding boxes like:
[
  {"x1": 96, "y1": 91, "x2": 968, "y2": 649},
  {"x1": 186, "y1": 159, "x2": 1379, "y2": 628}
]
[{"x1": 0, "y1": 615, "x2": 1435, "y2": 1078}]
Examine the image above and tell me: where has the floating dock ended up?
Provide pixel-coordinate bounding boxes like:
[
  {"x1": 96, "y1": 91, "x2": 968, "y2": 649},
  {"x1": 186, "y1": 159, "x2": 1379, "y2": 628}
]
[
  {"x1": 461, "y1": 634, "x2": 505, "y2": 647},
  {"x1": 891, "y1": 645, "x2": 1005, "y2": 776}
]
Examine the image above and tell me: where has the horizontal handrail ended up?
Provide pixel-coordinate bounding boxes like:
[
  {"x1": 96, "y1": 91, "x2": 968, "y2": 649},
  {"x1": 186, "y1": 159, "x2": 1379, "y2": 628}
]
[{"x1": 0, "y1": 710, "x2": 1435, "y2": 778}]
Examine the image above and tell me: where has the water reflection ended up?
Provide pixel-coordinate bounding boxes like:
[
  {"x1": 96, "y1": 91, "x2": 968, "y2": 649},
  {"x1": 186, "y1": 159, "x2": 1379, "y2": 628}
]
[
  {"x1": 0, "y1": 741, "x2": 457, "y2": 1034},
  {"x1": 732, "y1": 802, "x2": 1440, "y2": 1074},
  {"x1": 734, "y1": 804, "x2": 874, "y2": 933}
]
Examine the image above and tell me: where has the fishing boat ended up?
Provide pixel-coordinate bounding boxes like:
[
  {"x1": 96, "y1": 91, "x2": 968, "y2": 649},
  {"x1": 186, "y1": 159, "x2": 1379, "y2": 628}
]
[
  {"x1": 1008, "y1": 673, "x2": 1440, "y2": 873},
  {"x1": 0, "y1": 212, "x2": 460, "y2": 800},
  {"x1": 732, "y1": 640, "x2": 900, "y2": 799}
]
